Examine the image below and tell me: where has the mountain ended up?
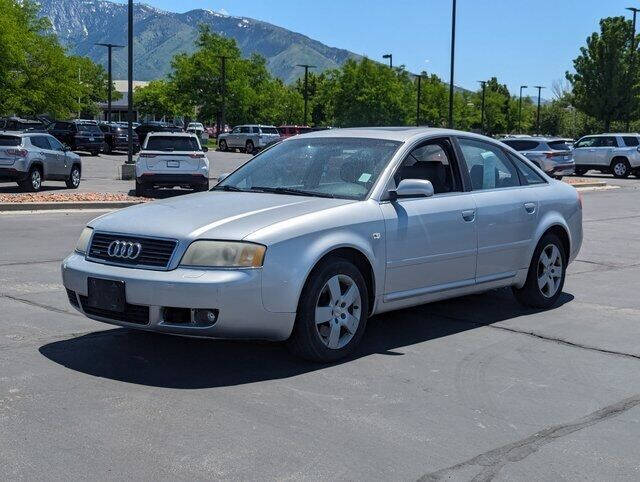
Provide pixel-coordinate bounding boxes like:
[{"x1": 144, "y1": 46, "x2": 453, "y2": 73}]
[{"x1": 36, "y1": 0, "x2": 362, "y2": 83}]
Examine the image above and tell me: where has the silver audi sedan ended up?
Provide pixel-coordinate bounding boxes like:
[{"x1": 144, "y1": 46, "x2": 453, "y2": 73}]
[{"x1": 62, "y1": 128, "x2": 582, "y2": 362}]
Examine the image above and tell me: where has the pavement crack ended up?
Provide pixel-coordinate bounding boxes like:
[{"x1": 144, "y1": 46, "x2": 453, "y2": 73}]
[
  {"x1": 418, "y1": 394, "x2": 640, "y2": 481},
  {"x1": 0, "y1": 293, "x2": 79, "y2": 317}
]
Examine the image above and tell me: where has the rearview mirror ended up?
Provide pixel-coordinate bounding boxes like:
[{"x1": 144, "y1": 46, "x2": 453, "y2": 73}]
[{"x1": 390, "y1": 179, "x2": 434, "y2": 199}]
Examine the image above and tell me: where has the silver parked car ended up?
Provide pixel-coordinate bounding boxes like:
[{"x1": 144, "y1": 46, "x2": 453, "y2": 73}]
[
  {"x1": 572, "y1": 133, "x2": 640, "y2": 178},
  {"x1": 0, "y1": 131, "x2": 81, "y2": 192},
  {"x1": 500, "y1": 137, "x2": 574, "y2": 178},
  {"x1": 62, "y1": 128, "x2": 582, "y2": 362},
  {"x1": 217, "y1": 124, "x2": 281, "y2": 154}
]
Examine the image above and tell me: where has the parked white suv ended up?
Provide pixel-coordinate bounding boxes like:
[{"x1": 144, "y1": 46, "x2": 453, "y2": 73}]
[
  {"x1": 135, "y1": 132, "x2": 210, "y2": 196},
  {"x1": 573, "y1": 133, "x2": 640, "y2": 178}
]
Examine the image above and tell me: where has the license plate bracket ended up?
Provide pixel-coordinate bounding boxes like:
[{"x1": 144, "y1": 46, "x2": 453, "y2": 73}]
[
  {"x1": 167, "y1": 160, "x2": 180, "y2": 168},
  {"x1": 87, "y1": 277, "x2": 126, "y2": 312}
]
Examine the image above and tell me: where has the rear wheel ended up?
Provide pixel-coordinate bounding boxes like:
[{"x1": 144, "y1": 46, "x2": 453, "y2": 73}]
[
  {"x1": 194, "y1": 180, "x2": 210, "y2": 192},
  {"x1": 219, "y1": 140, "x2": 228, "y2": 152},
  {"x1": 611, "y1": 158, "x2": 631, "y2": 178},
  {"x1": 245, "y1": 140, "x2": 255, "y2": 155},
  {"x1": 135, "y1": 180, "x2": 147, "y2": 197},
  {"x1": 513, "y1": 233, "x2": 566, "y2": 309},
  {"x1": 19, "y1": 166, "x2": 43, "y2": 192},
  {"x1": 574, "y1": 167, "x2": 587, "y2": 176},
  {"x1": 91, "y1": 149, "x2": 100, "y2": 156},
  {"x1": 287, "y1": 257, "x2": 368, "y2": 362},
  {"x1": 65, "y1": 165, "x2": 81, "y2": 189}
]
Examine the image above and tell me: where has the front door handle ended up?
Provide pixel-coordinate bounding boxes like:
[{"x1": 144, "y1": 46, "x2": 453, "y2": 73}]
[
  {"x1": 524, "y1": 202, "x2": 536, "y2": 214},
  {"x1": 461, "y1": 209, "x2": 476, "y2": 222}
]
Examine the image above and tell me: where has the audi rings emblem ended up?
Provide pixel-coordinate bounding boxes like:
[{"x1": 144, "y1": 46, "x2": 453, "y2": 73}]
[{"x1": 107, "y1": 240, "x2": 142, "y2": 260}]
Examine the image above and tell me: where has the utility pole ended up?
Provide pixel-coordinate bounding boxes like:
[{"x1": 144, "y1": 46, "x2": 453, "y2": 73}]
[
  {"x1": 448, "y1": 0, "x2": 457, "y2": 129},
  {"x1": 77, "y1": 67, "x2": 81, "y2": 118},
  {"x1": 478, "y1": 80, "x2": 487, "y2": 134},
  {"x1": 297, "y1": 64, "x2": 316, "y2": 125},
  {"x1": 126, "y1": 0, "x2": 134, "y2": 164},
  {"x1": 216, "y1": 56, "x2": 230, "y2": 137},
  {"x1": 626, "y1": 7, "x2": 639, "y2": 131},
  {"x1": 534, "y1": 85, "x2": 545, "y2": 135},
  {"x1": 416, "y1": 74, "x2": 422, "y2": 126},
  {"x1": 95, "y1": 43, "x2": 124, "y2": 123},
  {"x1": 518, "y1": 85, "x2": 528, "y2": 133},
  {"x1": 382, "y1": 54, "x2": 393, "y2": 69}
]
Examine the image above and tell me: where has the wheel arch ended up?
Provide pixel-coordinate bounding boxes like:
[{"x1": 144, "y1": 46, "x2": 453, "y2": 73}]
[{"x1": 533, "y1": 219, "x2": 571, "y2": 265}]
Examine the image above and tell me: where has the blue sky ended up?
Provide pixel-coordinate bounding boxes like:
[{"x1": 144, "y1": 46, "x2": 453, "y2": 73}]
[{"x1": 121, "y1": 0, "x2": 637, "y2": 96}]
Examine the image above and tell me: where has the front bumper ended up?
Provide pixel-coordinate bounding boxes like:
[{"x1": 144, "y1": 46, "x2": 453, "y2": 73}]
[
  {"x1": 0, "y1": 167, "x2": 27, "y2": 182},
  {"x1": 61, "y1": 253, "x2": 295, "y2": 341},
  {"x1": 137, "y1": 173, "x2": 208, "y2": 187},
  {"x1": 74, "y1": 141, "x2": 103, "y2": 152}
]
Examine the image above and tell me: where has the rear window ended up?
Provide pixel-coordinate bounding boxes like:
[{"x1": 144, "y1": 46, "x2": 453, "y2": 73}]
[
  {"x1": 0, "y1": 135, "x2": 21, "y2": 146},
  {"x1": 260, "y1": 127, "x2": 279, "y2": 135},
  {"x1": 503, "y1": 140, "x2": 540, "y2": 151},
  {"x1": 77, "y1": 124, "x2": 101, "y2": 134},
  {"x1": 623, "y1": 136, "x2": 639, "y2": 147},
  {"x1": 547, "y1": 141, "x2": 572, "y2": 151},
  {"x1": 145, "y1": 136, "x2": 200, "y2": 151}
]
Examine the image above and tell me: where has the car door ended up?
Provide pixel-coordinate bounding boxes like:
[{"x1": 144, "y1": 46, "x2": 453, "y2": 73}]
[
  {"x1": 572, "y1": 136, "x2": 598, "y2": 166},
  {"x1": 30, "y1": 135, "x2": 60, "y2": 178},
  {"x1": 594, "y1": 136, "x2": 618, "y2": 166},
  {"x1": 380, "y1": 138, "x2": 478, "y2": 300},
  {"x1": 455, "y1": 137, "x2": 539, "y2": 283},
  {"x1": 46, "y1": 135, "x2": 70, "y2": 176}
]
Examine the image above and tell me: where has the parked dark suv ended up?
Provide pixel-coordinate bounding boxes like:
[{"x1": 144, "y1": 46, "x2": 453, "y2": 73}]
[
  {"x1": 98, "y1": 123, "x2": 140, "y2": 154},
  {"x1": 135, "y1": 122, "x2": 182, "y2": 145},
  {"x1": 0, "y1": 117, "x2": 47, "y2": 132},
  {"x1": 48, "y1": 121, "x2": 105, "y2": 155}
]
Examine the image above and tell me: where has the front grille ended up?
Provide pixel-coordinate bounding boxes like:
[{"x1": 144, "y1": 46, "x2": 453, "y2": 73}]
[
  {"x1": 66, "y1": 288, "x2": 79, "y2": 308},
  {"x1": 88, "y1": 232, "x2": 177, "y2": 269},
  {"x1": 79, "y1": 295, "x2": 150, "y2": 325}
]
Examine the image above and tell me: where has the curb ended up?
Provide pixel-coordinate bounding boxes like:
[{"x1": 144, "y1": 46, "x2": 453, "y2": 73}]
[
  {"x1": 0, "y1": 200, "x2": 144, "y2": 212},
  {"x1": 569, "y1": 181, "x2": 607, "y2": 189}
]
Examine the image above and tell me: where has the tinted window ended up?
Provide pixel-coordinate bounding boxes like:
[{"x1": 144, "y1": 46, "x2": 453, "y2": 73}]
[
  {"x1": 30, "y1": 136, "x2": 51, "y2": 149},
  {"x1": 503, "y1": 140, "x2": 539, "y2": 151},
  {"x1": 595, "y1": 137, "x2": 617, "y2": 147},
  {"x1": 547, "y1": 140, "x2": 572, "y2": 151},
  {"x1": 260, "y1": 127, "x2": 279, "y2": 135},
  {"x1": 394, "y1": 142, "x2": 459, "y2": 194},
  {"x1": 53, "y1": 122, "x2": 70, "y2": 130},
  {"x1": 458, "y1": 138, "x2": 520, "y2": 190},
  {"x1": 231, "y1": 127, "x2": 240, "y2": 134},
  {"x1": 251, "y1": 127, "x2": 260, "y2": 133},
  {"x1": 219, "y1": 138, "x2": 401, "y2": 200},
  {"x1": 0, "y1": 135, "x2": 21, "y2": 146},
  {"x1": 623, "y1": 136, "x2": 639, "y2": 147},
  {"x1": 99, "y1": 125, "x2": 109, "y2": 132},
  {"x1": 77, "y1": 124, "x2": 101, "y2": 134},
  {"x1": 240, "y1": 127, "x2": 251, "y2": 134},
  {"x1": 574, "y1": 137, "x2": 597, "y2": 148},
  {"x1": 145, "y1": 136, "x2": 200, "y2": 151},
  {"x1": 507, "y1": 152, "x2": 546, "y2": 185},
  {"x1": 47, "y1": 136, "x2": 64, "y2": 151}
]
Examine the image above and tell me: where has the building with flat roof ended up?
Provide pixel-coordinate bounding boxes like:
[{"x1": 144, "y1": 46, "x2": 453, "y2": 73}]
[{"x1": 98, "y1": 80, "x2": 148, "y2": 122}]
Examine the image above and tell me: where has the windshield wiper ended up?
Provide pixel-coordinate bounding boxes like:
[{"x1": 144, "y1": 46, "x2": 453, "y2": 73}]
[
  {"x1": 250, "y1": 186, "x2": 336, "y2": 198},
  {"x1": 211, "y1": 185, "x2": 247, "y2": 192}
]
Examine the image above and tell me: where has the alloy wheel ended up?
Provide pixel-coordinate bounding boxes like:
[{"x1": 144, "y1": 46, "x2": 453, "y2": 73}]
[
  {"x1": 71, "y1": 168, "x2": 80, "y2": 187},
  {"x1": 31, "y1": 170, "x2": 41, "y2": 190},
  {"x1": 314, "y1": 274, "x2": 362, "y2": 349},
  {"x1": 537, "y1": 244, "x2": 563, "y2": 298},
  {"x1": 613, "y1": 162, "x2": 627, "y2": 177}
]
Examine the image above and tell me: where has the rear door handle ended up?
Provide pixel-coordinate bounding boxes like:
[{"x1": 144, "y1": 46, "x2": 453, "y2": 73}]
[
  {"x1": 524, "y1": 202, "x2": 536, "y2": 214},
  {"x1": 461, "y1": 209, "x2": 476, "y2": 222}
]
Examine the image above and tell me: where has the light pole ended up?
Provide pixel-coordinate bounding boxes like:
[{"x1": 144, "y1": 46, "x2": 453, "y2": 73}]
[
  {"x1": 416, "y1": 74, "x2": 422, "y2": 126},
  {"x1": 216, "y1": 56, "x2": 230, "y2": 137},
  {"x1": 518, "y1": 85, "x2": 528, "y2": 133},
  {"x1": 448, "y1": 0, "x2": 457, "y2": 128},
  {"x1": 534, "y1": 85, "x2": 545, "y2": 135},
  {"x1": 126, "y1": 0, "x2": 134, "y2": 164},
  {"x1": 382, "y1": 54, "x2": 393, "y2": 68},
  {"x1": 478, "y1": 80, "x2": 487, "y2": 134},
  {"x1": 95, "y1": 43, "x2": 124, "y2": 123},
  {"x1": 297, "y1": 64, "x2": 316, "y2": 125},
  {"x1": 626, "y1": 7, "x2": 639, "y2": 131}
]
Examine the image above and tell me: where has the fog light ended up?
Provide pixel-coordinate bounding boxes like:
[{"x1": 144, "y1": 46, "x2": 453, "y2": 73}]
[{"x1": 193, "y1": 309, "x2": 219, "y2": 325}]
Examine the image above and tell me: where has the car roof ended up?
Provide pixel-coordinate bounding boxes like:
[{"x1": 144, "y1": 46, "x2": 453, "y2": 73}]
[
  {"x1": 583, "y1": 133, "x2": 640, "y2": 137},
  {"x1": 146, "y1": 132, "x2": 197, "y2": 137},
  {"x1": 501, "y1": 136, "x2": 566, "y2": 143},
  {"x1": 292, "y1": 126, "x2": 494, "y2": 143}
]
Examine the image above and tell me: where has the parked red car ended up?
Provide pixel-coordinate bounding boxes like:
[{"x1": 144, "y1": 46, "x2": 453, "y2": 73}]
[{"x1": 277, "y1": 125, "x2": 312, "y2": 138}]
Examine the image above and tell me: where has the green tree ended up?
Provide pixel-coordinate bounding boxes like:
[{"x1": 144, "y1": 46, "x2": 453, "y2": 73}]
[{"x1": 567, "y1": 16, "x2": 636, "y2": 131}]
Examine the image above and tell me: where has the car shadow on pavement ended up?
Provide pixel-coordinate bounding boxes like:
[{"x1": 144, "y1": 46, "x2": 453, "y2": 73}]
[
  {"x1": 0, "y1": 184, "x2": 71, "y2": 193},
  {"x1": 39, "y1": 289, "x2": 574, "y2": 389}
]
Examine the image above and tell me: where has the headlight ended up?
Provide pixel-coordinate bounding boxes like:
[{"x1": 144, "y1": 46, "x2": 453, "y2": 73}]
[
  {"x1": 180, "y1": 241, "x2": 266, "y2": 268},
  {"x1": 75, "y1": 227, "x2": 93, "y2": 254}
]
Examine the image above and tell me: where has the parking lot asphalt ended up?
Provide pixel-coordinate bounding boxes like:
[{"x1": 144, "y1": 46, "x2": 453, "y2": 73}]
[{"x1": 1, "y1": 182, "x2": 640, "y2": 479}]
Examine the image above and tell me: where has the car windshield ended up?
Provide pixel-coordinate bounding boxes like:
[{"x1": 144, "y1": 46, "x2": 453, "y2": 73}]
[
  {"x1": 145, "y1": 136, "x2": 200, "y2": 151},
  {"x1": 0, "y1": 135, "x2": 21, "y2": 146},
  {"x1": 77, "y1": 124, "x2": 101, "y2": 134},
  {"x1": 217, "y1": 137, "x2": 402, "y2": 200}
]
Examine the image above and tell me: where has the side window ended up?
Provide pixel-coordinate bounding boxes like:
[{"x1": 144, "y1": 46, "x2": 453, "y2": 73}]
[
  {"x1": 623, "y1": 136, "x2": 639, "y2": 147},
  {"x1": 458, "y1": 138, "x2": 520, "y2": 190},
  {"x1": 252, "y1": 127, "x2": 260, "y2": 134},
  {"x1": 47, "y1": 136, "x2": 64, "y2": 151},
  {"x1": 596, "y1": 137, "x2": 617, "y2": 147},
  {"x1": 240, "y1": 126, "x2": 251, "y2": 134},
  {"x1": 574, "y1": 137, "x2": 597, "y2": 148},
  {"x1": 231, "y1": 127, "x2": 240, "y2": 134},
  {"x1": 394, "y1": 140, "x2": 460, "y2": 194},
  {"x1": 30, "y1": 136, "x2": 49, "y2": 149},
  {"x1": 507, "y1": 152, "x2": 546, "y2": 185}
]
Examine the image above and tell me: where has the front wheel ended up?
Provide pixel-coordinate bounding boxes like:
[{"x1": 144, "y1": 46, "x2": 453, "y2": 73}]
[
  {"x1": 611, "y1": 158, "x2": 631, "y2": 178},
  {"x1": 245, "y1": 140, "x2": 255, "y2": 155},
  {"x1": 513, "y1": 233, "x2": 566, "y2": 309},
  {"x1": 65, "y1": 165, "x2": 81, "y2": 189},
  {"x1": 287, "y1": 257, "x2": 368, "y2": 362},
  {"x1": 91, "y1": 149, "x2": 100, "y2": 157},
  {"x1": 218, "y1": 140, "x2": 228, "y2": 152}
]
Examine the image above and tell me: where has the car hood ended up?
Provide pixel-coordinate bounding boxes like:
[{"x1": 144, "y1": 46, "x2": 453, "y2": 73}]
[{"x1": 89, "y1": 191, "x2": 355, "y2": 241}]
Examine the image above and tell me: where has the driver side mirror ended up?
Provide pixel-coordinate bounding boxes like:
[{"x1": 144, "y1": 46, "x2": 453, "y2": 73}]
[
  {"x1": 389, "y1": 179, "x2": 434, "y2": 199},
  {"x1": 202, "y1": 146, "x2": 209, "y2": 152},
  {"x1": 62, "y1": 144, "x2": 71, "y2": 152}
]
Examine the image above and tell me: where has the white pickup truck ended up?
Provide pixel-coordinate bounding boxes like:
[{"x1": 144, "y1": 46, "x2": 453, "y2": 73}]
[{"x1": 573, "y1": 133, "x2": 640, "y2": 178}]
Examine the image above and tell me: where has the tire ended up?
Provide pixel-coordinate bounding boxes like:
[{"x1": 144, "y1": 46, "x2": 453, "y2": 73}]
[
  {"x1": 553, "y1": 175, "x2": 563, "y2": 180},
  {"x1": 65, "y1": 165, "x2": 81, "y2": 189},
  {"x1": 574, "y1": 167, "x2": 587, "y2": 176},
  {"x1": 91, "y1": 149, "x2": 100, "y2": 157},
  {"x1": 19, "y1": 166, "x2": 43, "y2": 192},
  {"x1": 245, "y1": 140, "x2": 255, "y2": 155},
  {"x1": 512, "y1": 233, "x2": 566, "y2": 309},
  {"x1": 135, "y1": 180, "x2": 147, "y2": 197},
  {"x1": 194, "y1": 180, "x2": 210, "y2": 192},
  {"x1": 611, "y1": 158, "x2": 631, "y2": 178},
  {"x1": 219, "y1": 140, "x2": 228, "y2": 152},
  {"x1": 103, "y1": 142, "x2": 112, "y2": 155},
  {"x1": 287, "y1": 257, "x2": 369, "y2": 362}
]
